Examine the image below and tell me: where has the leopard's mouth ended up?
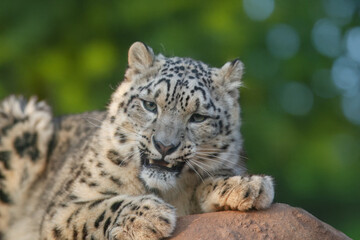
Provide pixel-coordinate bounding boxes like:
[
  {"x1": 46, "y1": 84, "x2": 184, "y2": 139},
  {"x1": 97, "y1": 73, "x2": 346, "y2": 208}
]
[{"x1": 141, "y1": 154, "x2": 185, "y2": 173}]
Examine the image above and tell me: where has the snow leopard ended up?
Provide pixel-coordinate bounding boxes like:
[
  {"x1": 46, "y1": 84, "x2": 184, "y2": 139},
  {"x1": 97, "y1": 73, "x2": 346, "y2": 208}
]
[{"x1": 0, "y1": 42, "x2": 274, "y2": 240}]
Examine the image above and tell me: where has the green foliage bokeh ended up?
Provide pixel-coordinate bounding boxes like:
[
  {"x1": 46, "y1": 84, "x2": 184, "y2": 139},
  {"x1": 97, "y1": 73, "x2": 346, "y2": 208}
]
[{"x1": 1, "y1": 0, "x2": 359, "y2": 238}]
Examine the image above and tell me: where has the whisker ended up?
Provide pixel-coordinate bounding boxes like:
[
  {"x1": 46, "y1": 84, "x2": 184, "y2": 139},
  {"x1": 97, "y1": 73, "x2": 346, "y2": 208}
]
[
  {"x1": 84, "y1": 116, "x2": 103, "y2": 122},
  {"x1": 190, "y1": 159, "x2": 214, "y2": 180},
  {"x1": 115, "y1": 125, "x2": 143, "y2": 138},
  {"x1": 198, "y1": 149, "x2": 248, "y2": 160},
  {"x1": 109, "y1": 83, "x2": 116, "y2": 90},
  {"x1": 194, "y1": 155, "x2": 245, "y2": 169},
  {"x1": 196, "y1": 150, "x2": 243, "y2": 158},
  {"x1": 118, "y1": 151, "x2": 138, "y2": 166},
  {"x1": 186, "y1": 161, "x2": 205, "y2": 183},
  {"x1": 83, "y1": 116, "x2": 104, "y2": 127},
  {"x1": 195, "y1": 153, "x2": 241, "y2": 165},
  {"x1": 84, "y1": 119, "x2": 102, "y2": 128},
  {"x1": 194, "y1": 156, "x2": 235, "y2": 169}
]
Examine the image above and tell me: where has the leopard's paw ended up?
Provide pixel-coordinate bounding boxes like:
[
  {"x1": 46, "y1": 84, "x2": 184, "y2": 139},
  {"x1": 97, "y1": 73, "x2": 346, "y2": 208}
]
[
  {"x1": 108, "y1": 195, "x2": 176, "y2": 240},
  {"x1": 204, "y1": 175, "x2": 274, "y2": 212},
  {"x1": 253, "y1": 175, "x2": 274, "y2": 210},
  {"x1": 223, "y1": 175, "x2": 274, "y2": 211}
]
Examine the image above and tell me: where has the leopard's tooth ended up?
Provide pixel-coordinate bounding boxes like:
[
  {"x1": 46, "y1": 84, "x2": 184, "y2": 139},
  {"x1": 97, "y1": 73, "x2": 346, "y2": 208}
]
[
  {"x1": 149, "y1": 159, "x2": 155, "y2": 164},
  {"x1": 166, "y1": 163, "x2": 174, "y2": 168}
]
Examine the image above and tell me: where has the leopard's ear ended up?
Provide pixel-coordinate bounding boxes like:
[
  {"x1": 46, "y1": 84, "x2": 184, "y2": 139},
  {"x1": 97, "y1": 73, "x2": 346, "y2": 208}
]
[
  {"x1": 216, "y1": 58, "x2": 244, "y2": 97},
  {"x1": 128, "y1": 42, "x2": 154, "y2": 70}
]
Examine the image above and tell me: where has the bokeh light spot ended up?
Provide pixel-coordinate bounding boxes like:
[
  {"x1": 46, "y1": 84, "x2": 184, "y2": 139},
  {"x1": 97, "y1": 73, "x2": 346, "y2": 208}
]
[
  {"x1": 266, "y1": 24, "x2": 300, "y2": 59},
  {"x1": 346, "y1": 27, "x2": 360, "y2": 63},
  {"x1": 323, "y1": 0, "x2": 356, "y2": 25},
  {"x1": 281, "y1": 82, "x2": 314, "y2": 116},
  {"x1": 331, "y1": 56, "x2": 360, "y2": 97},
  {"x1": 243, "y1": 0, "x2": 274, "y2": 21},
  {"x1": 312, "y1": 19, "x2": 342, "y2": 58}
]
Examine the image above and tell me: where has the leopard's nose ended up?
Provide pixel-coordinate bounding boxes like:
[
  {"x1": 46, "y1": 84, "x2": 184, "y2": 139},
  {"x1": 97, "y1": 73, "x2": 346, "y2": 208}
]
[{"x1": 153, "y1": 137, "x2": 180, "y2": 156}]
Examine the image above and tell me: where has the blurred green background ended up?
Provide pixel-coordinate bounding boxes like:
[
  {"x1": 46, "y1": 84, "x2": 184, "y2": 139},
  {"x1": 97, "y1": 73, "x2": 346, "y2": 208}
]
[{"x1": 1, "y1": 0, "x2": 360, "y2": 238}]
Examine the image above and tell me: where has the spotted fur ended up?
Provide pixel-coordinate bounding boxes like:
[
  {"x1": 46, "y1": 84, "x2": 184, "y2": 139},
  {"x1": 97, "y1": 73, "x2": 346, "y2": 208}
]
[{"x1": 0, "y1": 42, "x2": 274, "y2": 240}]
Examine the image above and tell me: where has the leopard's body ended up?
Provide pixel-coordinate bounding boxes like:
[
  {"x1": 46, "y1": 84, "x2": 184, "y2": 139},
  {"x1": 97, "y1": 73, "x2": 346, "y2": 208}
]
[{"x1": 0, "y1": 42, "x2": 274, "y2": 240}]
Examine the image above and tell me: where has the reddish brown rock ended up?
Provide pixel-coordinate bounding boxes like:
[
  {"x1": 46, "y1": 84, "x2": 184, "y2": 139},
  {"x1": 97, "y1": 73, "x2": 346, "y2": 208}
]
[{"x1": 169, "y1": 203, "x2": 350, "y2": 240}]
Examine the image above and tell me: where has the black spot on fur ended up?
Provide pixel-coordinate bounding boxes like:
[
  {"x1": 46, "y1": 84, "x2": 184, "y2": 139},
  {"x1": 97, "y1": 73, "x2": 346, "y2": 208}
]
[
  {"x1": 0, "y1": 151, "x2": 11, "y2": 169},
  {"x1": 88, "y1": 182, "x2": 98, "y2": 187},
  {"x1": 100, "y1": 191, "x2": 118, "y2": 196},
  {"x1": 66, "y1": 208, "x2": 81, "y2": 227},
  {"x1": 106, "y1": 150, "x2": 123, "y2": 166},
  {"x1": 159, "y1": 216, "x2": 170, "y2": 225},
  {"x1": 194, "y1": 86, "x2": 207, "y2": 101},
  {"x1": 148, "y1": 227, "x2": 157, "y2": 234},
  {"x1": 221, "y1": 144, "x2": 229, "y2": 150},
  {"x1": 244, "y1": 189, "x2": 251, "y2": 198},
  {"x1": 118, "y1": 102, "x2": 125, "y2": 109},
  {"x1": 131, "y1": 205, "x2": 139, "y2": 211},
  {"x1": 52, "y1": 227, "x2": 62, "y2": 239},
  {"x1": 110, "y1": 116, "x2": 115, "y2": 123},
  {"x1": 0, "y1": 189, "x2": 12, "y2": 204},
  {"x1": 110, "y1": 175, "x2": 123, "y2": 187},
  {"x1": 82, "y1": 223, "x2": 88, "y2": 240},
  {"x1": 89, "y1": 199, "x2": 105, "y2": 209},
  {"x1": 59, "y1": 203, "x2": 67, "y2": 208},
  {"x1": 68, "y1": 194, "x2": 78, "y2": 200},
  {"x1": 110, "y1": 200, "x2": 124, "y2": 212},
  {"x1": 154, "y1": 89, "x2": 161, "y2": 99},
  {"x1": 45, "y1": 202, "x2": 55, "y2": 214},
  {"x1": 103, "y1": 217, "x2": 111, "y2": 235},
  {"x1": 221, "y1": 187, "x2": 230, "y2": 197},
  {"x1": 94, "y1": 210, "x2": 106, "y2": 228},
  {"x1": 13, "y1": 132, "x2": 39, "y2": 161},
  {"x1": 65, "y1": 179, "x2": 74, "y2": 191},
  {"x1": 72, "y1": 225, "x2": 78, "y2": 240}
]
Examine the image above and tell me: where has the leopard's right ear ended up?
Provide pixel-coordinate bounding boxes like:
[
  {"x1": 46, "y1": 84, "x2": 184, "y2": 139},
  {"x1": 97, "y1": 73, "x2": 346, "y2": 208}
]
[{"x1": 128, "y1": 42, "x2": 154, "y2": 70}]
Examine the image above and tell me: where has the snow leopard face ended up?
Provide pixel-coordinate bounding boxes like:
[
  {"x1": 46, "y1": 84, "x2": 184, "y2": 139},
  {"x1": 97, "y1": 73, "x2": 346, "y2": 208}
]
[{"x1": 104, "y1": 42, "x2": 245, "y2": 191}]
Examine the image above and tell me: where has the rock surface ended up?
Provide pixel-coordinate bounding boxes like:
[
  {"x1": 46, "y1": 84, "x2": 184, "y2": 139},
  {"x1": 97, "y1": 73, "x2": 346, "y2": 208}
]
[{"x1": 169, "y1": 203, "x2": 350, "y2": 240}]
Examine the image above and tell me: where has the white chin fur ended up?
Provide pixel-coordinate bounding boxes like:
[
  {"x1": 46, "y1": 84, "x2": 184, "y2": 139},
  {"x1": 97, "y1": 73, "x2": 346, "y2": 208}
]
[{"x1": 140, "y1": 168, "x2": 177, "y2": 191}]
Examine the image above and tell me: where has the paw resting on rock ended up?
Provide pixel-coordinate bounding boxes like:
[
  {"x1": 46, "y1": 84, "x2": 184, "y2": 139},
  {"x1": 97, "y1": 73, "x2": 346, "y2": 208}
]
[{"x1": 108, "y1": 195, "x2": 177, "y2": 240}]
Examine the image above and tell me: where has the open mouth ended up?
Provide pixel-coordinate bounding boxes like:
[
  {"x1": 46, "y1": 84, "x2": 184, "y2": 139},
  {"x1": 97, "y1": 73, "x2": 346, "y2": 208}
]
[{"x1": 141, "y1": 154, "x2": 185, "y2": 173}]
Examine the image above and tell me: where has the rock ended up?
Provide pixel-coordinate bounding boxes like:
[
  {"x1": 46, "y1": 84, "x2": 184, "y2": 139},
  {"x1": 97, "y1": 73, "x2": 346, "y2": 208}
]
[{"x1": 169, "y1": 203, "x2": 350, "y2": 240}]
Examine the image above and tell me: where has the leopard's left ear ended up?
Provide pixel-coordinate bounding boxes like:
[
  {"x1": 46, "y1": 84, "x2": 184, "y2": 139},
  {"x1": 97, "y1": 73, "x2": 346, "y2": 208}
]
[
  {"x1": 128, "y1": 42, "x2": 154, "y2": 70},
  {"x1": 217, "y1": 59, "x2": 244, "y2": 97}
]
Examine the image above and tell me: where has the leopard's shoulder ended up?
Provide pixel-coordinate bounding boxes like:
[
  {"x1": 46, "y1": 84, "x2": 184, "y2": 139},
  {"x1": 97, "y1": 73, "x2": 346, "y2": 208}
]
[{"x1": 47, "y1": 111, "x2": 106, "y2": 171}]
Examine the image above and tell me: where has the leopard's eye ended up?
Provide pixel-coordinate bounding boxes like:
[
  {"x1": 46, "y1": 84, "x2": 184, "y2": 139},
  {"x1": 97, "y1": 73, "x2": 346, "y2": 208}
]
[
  {"x1": 142, "y1": 100, "x2": 157, "y2": 113},
  {"x1": 189, "y1": 114, "x2": 208, "y2": 123}
]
